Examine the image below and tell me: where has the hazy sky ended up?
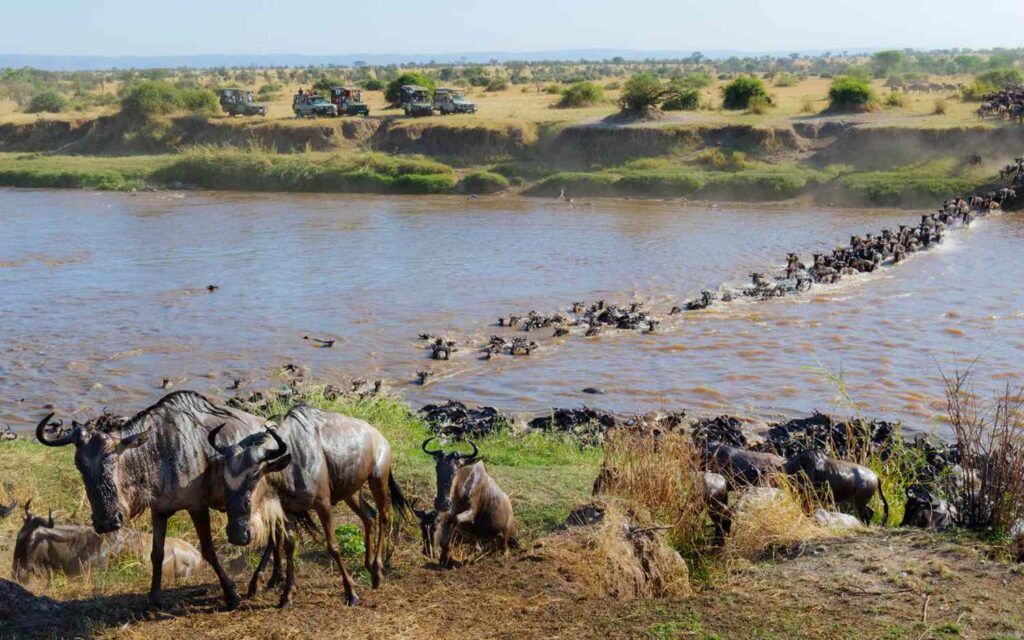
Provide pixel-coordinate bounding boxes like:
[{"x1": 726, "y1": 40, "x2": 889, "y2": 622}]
[{"x1": 3, "y1": 0, "x2": 1022, "y2": 56}]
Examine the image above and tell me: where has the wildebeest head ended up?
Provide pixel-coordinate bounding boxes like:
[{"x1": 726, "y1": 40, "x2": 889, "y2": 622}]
[
  {"x1": 411, "y1": 499, "x2": 439, "y2": 558},
  {"x1": 208, "y1": 424, "x2": 292, "y2": 546},
  {"x1": 12, "y1": 500, "x2": 55, "y2": 582},
  {"x1": 421, "y1": 437, "x2": 478, "y2": 512},
  {"x1": 782, "y1": 447, "x2": 828, "y2": 476},
  {"x1": 35, "y1": 413, "x2": 149, "y2": 534}
]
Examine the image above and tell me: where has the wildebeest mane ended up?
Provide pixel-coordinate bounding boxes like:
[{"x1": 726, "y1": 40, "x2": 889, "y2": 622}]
[{"x1": 119, "y1": 390, "x2": 234, "y2": 436}]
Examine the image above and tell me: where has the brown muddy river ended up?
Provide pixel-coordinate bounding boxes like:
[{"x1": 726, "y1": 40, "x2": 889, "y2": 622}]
[{"x1": 2, "y1": 189, "x2": 1022, "y2": 435}]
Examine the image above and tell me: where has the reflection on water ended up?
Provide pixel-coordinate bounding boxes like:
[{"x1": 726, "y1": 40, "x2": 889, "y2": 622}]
[{"x1": 1, "y1": 188, "x2": 1021, "y2": 435}]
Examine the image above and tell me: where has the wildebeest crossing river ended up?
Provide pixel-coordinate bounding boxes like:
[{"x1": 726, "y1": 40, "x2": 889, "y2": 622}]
[{"x1": 2, "y1": 188, "x2": 1022, "y2": 435}]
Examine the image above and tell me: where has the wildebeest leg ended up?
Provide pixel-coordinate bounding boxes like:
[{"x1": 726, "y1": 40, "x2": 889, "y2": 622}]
[
  {"x1": 189, "y1": 509, "x2": 241, "y2": 610},
  {"x1": 148, "y1": 511, "x2": 168, "y2": 608},
  {"x1": 278, "y1": 521, "x2": 297, "y2": 609},
  {"x1": 247, "y1": 531, "x2": 277, "y2": 598},
  {"x1": 344, "y1": 494, "x2": 375, "y2": 578},
  {"x1": 265, "y1": 532, "x2": 284, "y2": 589},
  {"x1": 314, "y1": 500, "x2": 359, "y2": 606},
  {"x1": 856, "y1": 499, "x2": 874, "y2": 525},
  {"x1": 367, "y1": 475, "x2": 391, "y2": 588},
  {"x1": 438, "y1": 513, "x2": 461, "y2": 568}
]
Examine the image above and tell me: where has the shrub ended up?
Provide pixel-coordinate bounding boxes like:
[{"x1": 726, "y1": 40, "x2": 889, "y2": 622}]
[
  {"x1": 485, "y1": 77, "x2": 509, "y2": 92},
  {"x1": 661, "y1": 87, "x2": 700, "y2": 111},
  {"x1": 258, "y1": 83, "x2": 282, "y2": 96},
  {"x1": 26, "y1": 91, "x2": 66, "y2": 113},
  {"x1": 943, "y1": 371, "x2": 1024, "y2": 536},
  {"x1": 747, "y1": 95, "x2": 771, "y2": 115},
  {"x1": 826, "y1": 76, "x2": 878, "y2": 112},
  {"x1": 384, "y1": 72, "x2": 435, "y2": 106},
  {"x1": 361, "y1": 79, "x2": 384, "y2": 91},
  {"x1": 544, "y1": 84, "x2": 563, "y2": 95},
  {"x1": 773, "y1": 73, "x2": 798, "y2": 87},
  {"x1": 800, "y1": 96, "x2": 817, "y2": 113},
  {"x1": 674, "y1": 72, "x2": 713, "y2": 90},
  {"x1": 720, "y1": 75, "x2": 770, "y2": 110},
  {"x1": 618, "y1": 72, "x2": 668, "y2": 112},
  {"x1": 977, "y1": 68, "x2": 1023, "y2": 89},
  {"x1": 556, "y1": 81, "x2": 603, "y2": 108},
  {"x1": 459, "y1": 170, "x2": 509, "y2": 194},
  {"x1": 933, "y1": 97, "x2": 949, "y2": 115},
  {"x1": 604, "y1": 81, "x2": 621, "y2": 91},
  {"x1": 119, "y1": 81, "x2": 218, "y2": 118},
  {"x1": 885, "y1": 91, "x2": 910, "y2": 108}
]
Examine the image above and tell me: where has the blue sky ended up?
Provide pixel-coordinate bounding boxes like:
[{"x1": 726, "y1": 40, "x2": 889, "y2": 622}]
[{"x1": 3, "y1": 0, "x2": 1022, "y2": 56}]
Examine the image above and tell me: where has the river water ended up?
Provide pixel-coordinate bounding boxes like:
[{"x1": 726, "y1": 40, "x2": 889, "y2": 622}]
[{"x1": 2, "y1": 188, "x2": 1022, "y2": 435}]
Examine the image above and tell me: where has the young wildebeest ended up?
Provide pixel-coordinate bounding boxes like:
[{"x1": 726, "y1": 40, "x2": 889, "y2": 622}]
[
  {"x1": 707, "y1": 444, "x2": 785, "y2": 489},
  {"x1": 12, "y1": 501, "x2": 201, "y2": 584},
  {"x1": 35, "y1": 391, "x2": 272, "y2": 609},
  {"x1": 209, "y1": 404, "x2": 408, "y2": 608},
  {"x1": 783, "y1": 449, "x2": 889, "y2": 524},
  {"x1": 419, "y1": 438, "x2": 517, "y2": 567}
]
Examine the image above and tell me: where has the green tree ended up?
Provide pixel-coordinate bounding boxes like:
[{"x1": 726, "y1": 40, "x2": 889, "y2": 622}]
[
  {"x1": 556, "y1": 81, "x2": 603, "y2": 108},
  {"x1": 827, "y1": 76, "x2": 878, "y2": 112},
  {"x1": 720, "y1": 75, "x2": 770, "y2": 110},
  {"x1": 871, "y1": 50, "x2": 904, "y2": 78},
  {"x1": 661, "y1": 87, "x2": 700, "y2": 111},
  {"x1": 384, "y1": 72, "x2": 435, "y2": 106},
  {"x1": 618, "y1": 72, "x2": 671, "y2": 112},
  {"x1": 26, "y1": 91, "x2": 66, "y2": 113}
]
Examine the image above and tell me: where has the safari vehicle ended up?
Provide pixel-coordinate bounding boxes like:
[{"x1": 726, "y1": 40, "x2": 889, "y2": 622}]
[
  {"x1": 400, "y1": 85, "x2": 433, "y2": 117},
  {"x1": 292, "y1": 93, "x2": 338, "y2": 118},
  {"x1": 218, "y1": 88, "x2": 267, "y2": 116},
  {"x1": 329, "y1": 86, "x2": 370, "y2": 116},
  {"x1": 433, "y1": 88, "x2": 476, "y2": 114}
]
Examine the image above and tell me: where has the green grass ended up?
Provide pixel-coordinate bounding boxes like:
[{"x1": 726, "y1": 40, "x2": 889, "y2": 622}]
[
  {"x1": 830, "y1": 159, "x2": 988, "y2": 206},
  {"x1": 0, "y1": 153, "x2": 169, "y2": 191},
  {"x1": 154, "y1": 147, "x2": 457, "y2": 194}
]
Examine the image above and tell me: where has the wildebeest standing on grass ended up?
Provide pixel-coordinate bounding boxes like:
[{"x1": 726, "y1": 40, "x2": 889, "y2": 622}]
[
  {"x1": 783, "y1": 449, "x2": 889, "y2": 524},
  {"x1": 421, "y1": 438, "x2": 516, "y2": 567},
  {"x1": 707, "y1": 444, "x2": 785, "y2": 489},
  {"x1": 35, "y1": 390, "x2": 272, "y2": 609},
  {"x1": 12, "y1": 501, "x2": 201, "y2": 584},
  {"x1": 208, "y1": 404, "x2": 408, "y2": 608}
]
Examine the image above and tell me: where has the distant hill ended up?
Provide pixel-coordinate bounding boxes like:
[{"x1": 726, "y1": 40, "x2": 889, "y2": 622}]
[{"x1": 0, "y1": 48, "x2": 879, "y2": 71}]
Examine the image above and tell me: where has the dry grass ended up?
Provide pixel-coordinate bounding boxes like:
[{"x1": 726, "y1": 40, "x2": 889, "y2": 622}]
[
  {"x1": 943, "y1": 370, "x2": 1024, "y2": 535},
  {"x1": 723, "y1": 476, "x2": 831, "y2": 562}
]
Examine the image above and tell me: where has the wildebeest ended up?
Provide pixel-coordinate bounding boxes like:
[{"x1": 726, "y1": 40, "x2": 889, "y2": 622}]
[
  {"x1": 35, "y1": 390, "x2": 271, "y2": 608},
  {"x1": 707, "y1": 444, "x2": 785, "y2": 488},
  {"x1": 783, "y1": 449, "x2": 889, "y2": 524},
  {"x1": 420, "y1": 438, "x2": 516, "y2": 567},
  {"x1": 208, "y1": 404, "x2": 408, "y2": 608},
  {"x1": 12, "y1": 501, "x2": 201, "y2": 584},
  {"x1": 900, "y1": 485, "x2": 956, "y2": 530}
]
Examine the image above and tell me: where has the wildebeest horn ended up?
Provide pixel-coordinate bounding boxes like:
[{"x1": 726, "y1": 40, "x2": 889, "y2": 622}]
[
  {"x1": 457, "y1": 440, "x2": 479, "y2": 461},
  {"x1": 24, "y1": 499, "x2": 32, "y2": 519},
  {"x1": 422, "y1": 437, "x2": 442, "y2": 456},
  {"x1": 47, "y1": 509, "x2": 54, "y2": 528},
  {"x1": 262, "y1": 427, "x2": 287, "y2": 460},
  {"x1": 207, "y1": 423, "x2": 231, "y2": 455},
  {"x1": 35, "y1": 413, "x2": 80, "y2": 447}
]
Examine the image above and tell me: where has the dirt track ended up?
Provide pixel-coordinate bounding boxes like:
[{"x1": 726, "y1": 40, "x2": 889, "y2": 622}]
[{"x1": 6, "y1": 529, "x2": 1023, "y2": 639}]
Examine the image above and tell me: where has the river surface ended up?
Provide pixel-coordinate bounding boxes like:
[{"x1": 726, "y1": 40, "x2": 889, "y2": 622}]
[{"x1": 2, "y1": 188, "x2": 1022, "y2": 435}]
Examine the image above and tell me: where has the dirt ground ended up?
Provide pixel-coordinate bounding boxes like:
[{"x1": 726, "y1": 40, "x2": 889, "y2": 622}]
[{"x1": 5, "y1": 529, "x2": 1022, "y2": 640}]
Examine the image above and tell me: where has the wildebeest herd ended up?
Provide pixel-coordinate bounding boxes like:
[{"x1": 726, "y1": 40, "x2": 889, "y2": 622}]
[
  {"x1": 978, "y1": 87, "x2": 1024, "y2": 123},
  {"x1": 413, "y1": 168, "x2": 1019, "y2": 370},
  {"x1": 20, "y1": 391, "x2": 516, "y2": 610}
]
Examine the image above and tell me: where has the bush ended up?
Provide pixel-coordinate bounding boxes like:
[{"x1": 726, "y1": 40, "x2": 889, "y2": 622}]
[
  {"x1": 26, "y1": 91, "x2": 66, "y2": 113},
  {"x1": 384, "y1": 72, "x2": 435, "y2": 106},
  {"x1": 361, "y1": 79, "x2": 384, "y2": 91},
  {"x1": 773, "y1": 73, "x2": 798, "y2": 87},
  {"x1": 977, "y1": 68, "x2": 1023, "y2": 89},
  {"x1": 661, "y1": 88, "x2": 700, "y2": 111},
  {"x1": 721, "y1": 75, "x2": 770, "y2": 110},
  {"x1": 604, "y1": 81, "x2": 621, "y2": 91},
  {"x1": 618, "y1": 72, "x2": 668, "y2": 112},
  {"x1": 933, "y1": 98, "x2": 949, "y2": 115},
  {"x1": 826, "y1": 76, "x2": 878, "y2": 112},
  {"x1": 885, "y1": 90, "x2": 910, "y2": 108},
  {"x1": 459, "y1": 170, "x2": 509, "y2": 194},
  {"x1": 544, "y1": 84, "x2": 563, "y2": 95},
  {"x1": 119, "y1": 81, "x2": 218, "y2": 118},
  {"x1": 672, "y1": 71, "x2": 713, "y2": 90},
  {"x1": 258, "y1": 83, "x2": 281, "y2": 96},
  {"x1": 747, "y1": 95, "x2": 771, "y2": 115},
  {"x1": 961, "y1": 80, "x2": 997, "y2": 101},
  {"x1": 556, "y1": 82, "x2": 603, "y2": 108},
  {"x1": 485, "y1": 77, "x2": 509, "y2": 92}
]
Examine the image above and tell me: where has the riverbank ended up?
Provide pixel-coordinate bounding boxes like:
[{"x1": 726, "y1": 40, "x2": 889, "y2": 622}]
[
  {"x1": 2, "y1": 386, "x2": 1023, "y2": 639},
  {"x1": 1, "y1": 111, "x2": 1020, "y2": 205}
]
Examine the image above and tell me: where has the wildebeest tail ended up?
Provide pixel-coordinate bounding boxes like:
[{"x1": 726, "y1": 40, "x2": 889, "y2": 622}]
[
  {"x1": 291, "y1": 511, "x2": 320, "y2": 538},
  {"x1": 878, "y1": 485, "x2": 890, "y2": 526},
  {"x1": 389, "y1": 473, "x2": 412, "y2": 519}
]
